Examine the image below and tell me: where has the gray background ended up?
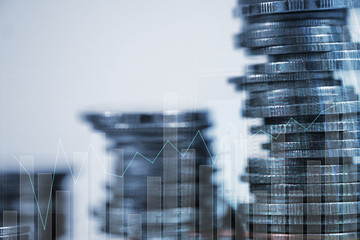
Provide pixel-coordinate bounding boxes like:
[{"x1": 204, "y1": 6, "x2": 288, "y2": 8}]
[{"x1": 0, "y1": 0, "x2": 244, "y2": 165}]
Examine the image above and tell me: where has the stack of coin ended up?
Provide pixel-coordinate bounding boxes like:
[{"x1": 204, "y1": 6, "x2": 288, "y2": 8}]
[
  {"x1": 0, "y1": 225, "x2": 33, "y2": 240},
  {"x1": 0, "y1": 171, "x2": 68, "y2": 240},
  {"x1": 230, "y1": 0, "x2": 360, "y2": 239},
  {"x1": 84, "y1": 110, "x2": 223, "y2": 239}
]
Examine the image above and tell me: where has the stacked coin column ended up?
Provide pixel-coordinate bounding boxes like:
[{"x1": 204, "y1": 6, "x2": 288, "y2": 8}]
[
  {"x1": 84, "y1": 110, "x2": 216, "y2": 239},
  {"x1": 0, "y1": 170, "x2": 68, "y2": 240},
  {"x1": 229, "y1": 1, "x2": 360, "y2": 239}
]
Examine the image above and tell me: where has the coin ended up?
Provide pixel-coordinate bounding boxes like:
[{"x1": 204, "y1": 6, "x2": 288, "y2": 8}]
[
  {"x1": 249, "y1": 42, "x2": 360, "y2": 55},
  {"x1": 246, "y1": 164, "x2": 357, "y2": 175},
  {"x1": 238, "y1": 34, "x2": 350, "y2": 48},
  {"x1": 83, "y1": 110, "x2": 220, "y2": 238},
  {"x1": 244, "y1": 231, "x2": 360, "y2": 240},
  {"x1": 238, "y1": 79, "x2": 342, "y2": 92},
  {"x1": 242, "y1": 26, "x2": 346, "y2": 40},
  {"x1": 239, "y1": 201, "x2": 360, "y2": 215},
  {"x1": 239, "y1": 0, "x2": 360, "y2": 17},
  {"x1": 249, "y1": 59, "x2": 360, "y2": 74},
  {"x1": 229, "y1": 72, "x2": 333, "y2": 85},
  {"x1": 251, "y1": 182, "x2": 360, "y2": 194},
  {"x1": 252, "y1": 121, "x2": 360, "y2": 135},
  {"x1": 246, "y1": 214, "x2": 358, "y2": 225},
  {"x1": 241, "y1": 171, "x2": 360, "y2": 184},
  {"x1": 263, "y1": 139, "x2": 360, "y2": 151},
  {"x1": 271, "y1": 148, "x2": 360, "y2": 158},
  {"x1": 244, "y1": 101, "x2": 360, "y2": 118},
  {"x1": 247, "y1": 157, "x2": 354, "y2": 167},
  {"x1": 246, "y1": 19, "x2": 346, "y2": 30},
  {"x1": 246, "y1": 222, "x2": 358, "y2": 234}
]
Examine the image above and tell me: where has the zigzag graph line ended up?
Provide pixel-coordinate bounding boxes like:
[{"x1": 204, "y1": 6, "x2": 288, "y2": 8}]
[{"x1": 12, "y1": 104, "x2": 336, "y2": 230}]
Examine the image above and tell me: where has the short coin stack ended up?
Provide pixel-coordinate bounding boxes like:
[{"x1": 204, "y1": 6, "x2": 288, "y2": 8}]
[
  {"x1": 230, "y1": 0, "x2": 360, "y2": 239},
  {"x1": 0, "y1": 171, "x2": 67, "y2": 240},
  {"x1": 0, "y1": 225, "x2": 33, "y2": 240},
  {"x1": 84, "y1": 110, "x2": 218, "y2": 239}
]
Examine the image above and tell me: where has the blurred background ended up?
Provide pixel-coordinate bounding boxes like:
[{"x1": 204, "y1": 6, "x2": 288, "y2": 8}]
[{"x1": 0, "y1": 0, "x2": 244, "y2": 160}]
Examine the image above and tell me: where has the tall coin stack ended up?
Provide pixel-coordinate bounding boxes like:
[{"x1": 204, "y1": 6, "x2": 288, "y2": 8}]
[
  {"x1": 84, "y1": 110, "x2": 218, "y2": 239},
  {"x1": 229, "y1": 1, "x2": 360, "y2": 239}
]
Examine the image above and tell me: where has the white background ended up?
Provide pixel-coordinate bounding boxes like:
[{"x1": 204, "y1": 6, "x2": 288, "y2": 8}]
[{"x1": 0, "y1": 0, "x2": 245, "y2": 164}]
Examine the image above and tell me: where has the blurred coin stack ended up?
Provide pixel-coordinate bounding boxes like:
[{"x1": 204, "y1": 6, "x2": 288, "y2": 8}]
[
  {"x1": 0, "y1": 171, "x2": 68, "y2": 240},
  {"x1": 229, "y1": 0, "x2": 360, "y2": 239},
  {"x1": 84, "y1": 110, "x2": 221, "y2": 239},
  {"x1": 0, "y1": 225, "x2": 33, "y2": 240}
]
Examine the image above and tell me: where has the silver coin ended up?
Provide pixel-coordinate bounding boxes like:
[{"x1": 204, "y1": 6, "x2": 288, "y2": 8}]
[
  {"x1": 271, "y1": 148, "x2": 360, "y2": 158},
  {"x1": 246, "y1": 164, "x2": 357, "y2": 175},
  {"x1": 238, "y1": 34, "x2": 349, "y2": 48},
  {"x1": 83, "y1": 110, "x2": 210, "y2": 130},
  {"x1": 254, "y1": 194, "x2": 360, "y2": 203},
  {"x1": 229, "y1": 72, "x2": 333, "y2": 84},
  {"x1": 0, "y1": 226, "x2": 31, "y2": 236},
  {"x1": 252, "y1": 121, "x2": 360, "y2": 135},
  {"x1": 238, "y1": 79, "x2": 341, "y2": 92},
  {"x1": 241, "y1": 171, "x2": 360, "y2": 184},
  {"x1": 243, "y1": 10, "x2": 349, "y2": 25},
  {"x1": 244, "y1": 101, "x2": 360, "y2": 118},
  {"x1": 252, "y1": 189, "x2": 356, "y2": 201},
  {"x1": 94, "y1": 206, "x2": 196, "y2": 224},
  {"x1": 251, "y1": 182, "x2": 360, "y2": 194},
  {"x1": 262, "y1": 113, "x2": 360, "y2": 125},
  {"x1": 240, "y1": 26, "x2": 346, "y2": 40},
  {"x1": 239, "y1": 0, "x2": 360, "y2": 17},
  {"x1": 264, "y1": 139, "x2": 360, "y2": 151},
  {"x1": 249, "y1": 86, "x2": 356, "y2": 99},
  {"x1": 246, "y1": 19, "x2": 346, "y2": 31},
  {"x1": 245, "y1": 222, "x2": 359, "y2": 234},
  {"x1": 0, "y1": 234, "x2": 30, "y2": 240},
  {"x1": 247, "y1": 157, "x2": 354, "y2": 166},
  {"x1": 244, "y1": 231, "x2": 360, "y2": 240},
  {"x1": 247, "y1": 94, "x2": 357, "y2": 106},
  {"x1": 239, "y1": 201, "x2": 360, "y2": 215},
  {"x1": 249, "y1": 59, "x2": 360, "y2": 73},
  {"x1": 270, "y1": 131, "x2": 360, "y2": 142},
  {"x1": 249, "y1": 42, "x2": 360, "y2": 55},
  {"x1": 246, "y1": 214, "x2": 358, "y2": 225},
  {"x1": 270, "y1": 49, "x2": 360, "y2": 62}
]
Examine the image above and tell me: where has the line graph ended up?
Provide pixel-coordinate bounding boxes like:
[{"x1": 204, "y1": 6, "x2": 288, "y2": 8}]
[{"x1": 12, "y1": 104, "x2": 337, "y2": 230}]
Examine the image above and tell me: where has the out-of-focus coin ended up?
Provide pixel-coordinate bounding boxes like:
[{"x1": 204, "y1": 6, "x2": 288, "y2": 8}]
[
  {"x1": 239, "y1": 201, "x2": 360, "y2": 215},
  {"x1": 244, "y1": 231, "x2": 360, "y2": 240}
]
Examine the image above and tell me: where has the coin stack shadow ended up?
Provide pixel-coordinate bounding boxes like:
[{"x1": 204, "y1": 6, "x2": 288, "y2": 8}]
[
  {"x1": 84, "y1": 110, "x2": 223, "y2": 239},
  {"x1": 230, "y1": 1, "x2": 360, "y2": 239}
]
